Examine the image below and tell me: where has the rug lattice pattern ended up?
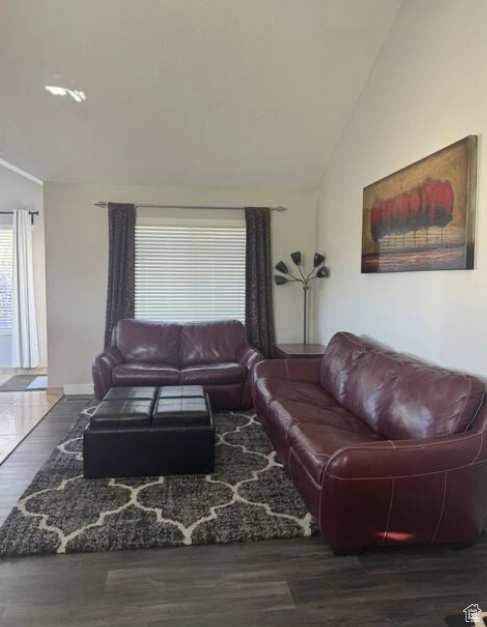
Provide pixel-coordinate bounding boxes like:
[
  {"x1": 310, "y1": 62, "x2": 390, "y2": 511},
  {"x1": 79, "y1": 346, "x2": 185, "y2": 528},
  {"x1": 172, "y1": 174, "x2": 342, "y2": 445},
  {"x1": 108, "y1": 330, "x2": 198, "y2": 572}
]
[{"x1": 0, "y1": 401, "x2": 317, "y2": 556}]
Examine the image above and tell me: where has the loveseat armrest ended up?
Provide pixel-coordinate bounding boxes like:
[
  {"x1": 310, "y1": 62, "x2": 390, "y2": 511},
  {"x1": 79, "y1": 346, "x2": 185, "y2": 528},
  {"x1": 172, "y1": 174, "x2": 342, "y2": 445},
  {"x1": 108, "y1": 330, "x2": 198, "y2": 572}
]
[
  {"x1": 320, "y1": 431, "x2": 487, "y2": 552},
  {"x1": 253, "y1": 358, "x2": 321, "y2": 384},
  {"x1": 92, "y1": 346, "x2": 124, "y2": 401},
  {"x1": 236, "y1": 344, "x2": 264, "y2": 409},
  {"x1": 236, "y1": 343, "x2": 264, "y2": 372}
]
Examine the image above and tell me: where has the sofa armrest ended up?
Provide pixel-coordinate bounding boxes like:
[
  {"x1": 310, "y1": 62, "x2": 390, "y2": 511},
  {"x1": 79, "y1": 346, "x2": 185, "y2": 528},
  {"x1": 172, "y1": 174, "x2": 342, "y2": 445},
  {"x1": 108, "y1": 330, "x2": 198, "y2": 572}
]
[
  {"x1": 253, "y1": 358, "x2": 321, "y2": 384},
  {"x1": 92, "y1": 346, "x2": 124, "y2": 401},
  {"x1": 325, "y1": 432, "x2": 486, "y2": 480},
  {"x1": 320, "y1": 430, "x2": 487, "y2": 552},
  {"x1": 236, "y1": 344, "x2": 263, "y2": 372}
]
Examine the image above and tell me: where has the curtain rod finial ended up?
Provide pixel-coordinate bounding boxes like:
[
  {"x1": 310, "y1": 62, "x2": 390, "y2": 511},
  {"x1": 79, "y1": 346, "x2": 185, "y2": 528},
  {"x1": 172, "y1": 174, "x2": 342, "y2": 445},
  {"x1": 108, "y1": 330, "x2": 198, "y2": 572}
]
[{"x1": 95, "y1": 201, "x2": 107, "y2": 208}]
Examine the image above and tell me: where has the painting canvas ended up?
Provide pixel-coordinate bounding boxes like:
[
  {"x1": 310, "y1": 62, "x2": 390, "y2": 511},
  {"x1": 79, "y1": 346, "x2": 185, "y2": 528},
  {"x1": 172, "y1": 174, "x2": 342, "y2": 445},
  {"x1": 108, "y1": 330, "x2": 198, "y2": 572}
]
[{"x1": 361, "y1": 136, "x2": 478, "y2": 273}]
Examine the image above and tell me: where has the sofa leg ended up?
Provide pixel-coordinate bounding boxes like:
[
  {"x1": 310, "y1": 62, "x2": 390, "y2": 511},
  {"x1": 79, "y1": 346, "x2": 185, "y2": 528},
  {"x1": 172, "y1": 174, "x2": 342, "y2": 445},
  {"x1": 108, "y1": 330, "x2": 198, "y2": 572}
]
[
  {"x1": 332, "y1": 547, "x2": 366, "y2": 557},
  {"x1": 449, "y1": 541, "x2": 474, "y2": 551}
]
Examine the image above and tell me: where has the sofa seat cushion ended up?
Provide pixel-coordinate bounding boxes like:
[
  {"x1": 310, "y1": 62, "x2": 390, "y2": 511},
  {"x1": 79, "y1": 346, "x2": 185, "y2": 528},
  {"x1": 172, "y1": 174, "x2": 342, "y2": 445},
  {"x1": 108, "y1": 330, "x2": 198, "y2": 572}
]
[
  {"x1": 112, "y1": 363, "x2": 180, "y2": 386},
  {"x1": 294, "y1": 403, "x2": 383, "y2": 437},
  {"x1": 181, "y1": 362, "x2": 246, "y2": 385},
  {"x1": 265, "y1": 399, "x2": 379, "y2": 468},
  {"x1": 267, "y1": 398, "x2": 376, "y2": 436},
  {"x1": 255, "y1": 378, "x2": 339, "y2": 410},
  {"x1": 265, "y1": 399, "x2": 327, "y2": 444},
  {"x1": 288, "y1": 423, "x2": 383, "y2": 485}
]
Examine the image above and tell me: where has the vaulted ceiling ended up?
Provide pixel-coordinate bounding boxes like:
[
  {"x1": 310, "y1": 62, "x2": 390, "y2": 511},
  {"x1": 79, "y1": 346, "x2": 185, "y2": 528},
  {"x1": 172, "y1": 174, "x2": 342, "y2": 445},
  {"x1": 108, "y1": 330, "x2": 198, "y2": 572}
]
[{"x1": 0, "y1": 0, "x2": 401, "y2": 188}]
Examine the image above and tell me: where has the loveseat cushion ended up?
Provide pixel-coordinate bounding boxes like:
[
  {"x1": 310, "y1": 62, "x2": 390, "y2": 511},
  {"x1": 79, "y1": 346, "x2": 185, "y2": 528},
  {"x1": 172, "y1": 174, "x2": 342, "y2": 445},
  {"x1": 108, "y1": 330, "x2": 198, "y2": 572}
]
[
  {"x1": 112, "y1": 363, "x2": 180, "y2": 386},
  {"x1": 181, "y1": 362, "x2": 246, "y2": 385},
  {"x1": 180, "y1": 320, "x2": 246, "y2": 366},
  {"x1": 319, "y1": 332, "x2": 486, "y2": 440},
  {"x1": 255, "y1": 378, "x2": 339, "y2": 410},
  {"x1": 288, "y1": 423, "x2": 383, "y2": 485},
  {"x1": 114, "y1": 319, "x2": 181, "y2": 366}
]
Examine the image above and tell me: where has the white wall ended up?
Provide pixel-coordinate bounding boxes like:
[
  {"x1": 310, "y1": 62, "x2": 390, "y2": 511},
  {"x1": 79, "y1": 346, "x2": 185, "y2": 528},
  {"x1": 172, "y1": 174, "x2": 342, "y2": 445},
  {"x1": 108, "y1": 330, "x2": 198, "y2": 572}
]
[
  {"x1": 44, "y1": 183, "x2": 316, "y2": 390},
  {"x1": 0, "y1": 164, "x2": 47, "y2": 368},
  {"x1": 314, "y1": 0, "x2": 487, "y2": 379}
]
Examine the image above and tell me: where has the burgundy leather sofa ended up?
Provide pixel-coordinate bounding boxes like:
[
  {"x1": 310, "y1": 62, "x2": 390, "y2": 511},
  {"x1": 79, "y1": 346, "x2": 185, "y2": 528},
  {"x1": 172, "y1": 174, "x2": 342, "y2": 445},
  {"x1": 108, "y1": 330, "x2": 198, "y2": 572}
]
[
  {"x1": 93, "y1": 319, "x2": 262, "y2": 409},
  {"x1": 253, "y1": 332, "x2": 487, "y2": 554}
]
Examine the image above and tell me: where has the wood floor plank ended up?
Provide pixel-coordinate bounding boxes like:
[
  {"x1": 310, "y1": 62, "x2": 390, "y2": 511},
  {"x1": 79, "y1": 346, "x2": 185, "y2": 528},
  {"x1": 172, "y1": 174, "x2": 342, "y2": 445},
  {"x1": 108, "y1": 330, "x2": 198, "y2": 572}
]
[{"x1": 0, "y1": 397, "x2": 86, "y2": 524}]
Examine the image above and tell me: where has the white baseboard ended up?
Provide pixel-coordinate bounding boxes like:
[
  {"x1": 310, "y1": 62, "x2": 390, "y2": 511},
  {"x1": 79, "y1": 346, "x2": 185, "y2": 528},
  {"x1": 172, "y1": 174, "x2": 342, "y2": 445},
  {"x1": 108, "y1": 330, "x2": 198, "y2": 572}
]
[{"x1": 63, "y1": 384, "x2": 94, "y2": 395}]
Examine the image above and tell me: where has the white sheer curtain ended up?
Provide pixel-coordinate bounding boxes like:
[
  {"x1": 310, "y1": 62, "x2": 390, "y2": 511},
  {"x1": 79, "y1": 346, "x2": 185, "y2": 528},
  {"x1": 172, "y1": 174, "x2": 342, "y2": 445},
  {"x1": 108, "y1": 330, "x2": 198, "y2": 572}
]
[{"x1": 11, "y1": 210, "x2": 39, "y2": 368}]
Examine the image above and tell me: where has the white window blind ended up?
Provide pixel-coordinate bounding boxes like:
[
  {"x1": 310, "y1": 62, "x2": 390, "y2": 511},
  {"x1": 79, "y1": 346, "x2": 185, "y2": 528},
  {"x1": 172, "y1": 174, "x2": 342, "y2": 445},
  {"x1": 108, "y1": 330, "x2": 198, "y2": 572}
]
[
  {"x1": 0, "y1": 227, "x2": 13, "y2": 333},
  {"x1": 135, "y1": 224, "x2": 246, "y2": 323}
]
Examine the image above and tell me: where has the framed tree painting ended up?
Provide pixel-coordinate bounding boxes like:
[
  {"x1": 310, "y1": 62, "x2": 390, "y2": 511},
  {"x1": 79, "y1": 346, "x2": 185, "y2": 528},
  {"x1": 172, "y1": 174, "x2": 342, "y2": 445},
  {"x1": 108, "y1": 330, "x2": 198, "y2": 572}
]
[{"x1": 361, "y1": 135, "x2": 478, "y2": 273}]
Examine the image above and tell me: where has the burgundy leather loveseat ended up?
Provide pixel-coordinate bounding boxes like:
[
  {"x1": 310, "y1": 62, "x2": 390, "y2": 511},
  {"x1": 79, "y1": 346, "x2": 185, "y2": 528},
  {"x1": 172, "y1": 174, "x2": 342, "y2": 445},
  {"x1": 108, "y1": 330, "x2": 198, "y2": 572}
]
[
  {"x1": 253, "y1": 332, "x2": 487, "y2": 554},
  {"x1": 93, "y1": 319, "x2": 262, "y2": 409}
]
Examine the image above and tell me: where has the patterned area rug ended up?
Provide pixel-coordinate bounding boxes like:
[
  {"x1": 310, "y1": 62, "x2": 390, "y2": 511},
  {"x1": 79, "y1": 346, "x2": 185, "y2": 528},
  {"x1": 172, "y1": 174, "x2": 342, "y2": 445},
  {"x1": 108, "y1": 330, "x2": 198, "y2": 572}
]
[{"x1": 0, "y1": 400, "x2": 317, "y2": 556}]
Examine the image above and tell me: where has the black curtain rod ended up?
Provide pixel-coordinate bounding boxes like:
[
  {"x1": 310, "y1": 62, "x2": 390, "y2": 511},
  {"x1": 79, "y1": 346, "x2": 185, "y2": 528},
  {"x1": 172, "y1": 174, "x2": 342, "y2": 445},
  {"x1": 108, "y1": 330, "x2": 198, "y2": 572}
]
[
  {"x1": 94, "y1": 201, "x2": 287, "y2": 212},
  {"x1": 0, "y1": 210, "x2": 39, "y2": 225}
]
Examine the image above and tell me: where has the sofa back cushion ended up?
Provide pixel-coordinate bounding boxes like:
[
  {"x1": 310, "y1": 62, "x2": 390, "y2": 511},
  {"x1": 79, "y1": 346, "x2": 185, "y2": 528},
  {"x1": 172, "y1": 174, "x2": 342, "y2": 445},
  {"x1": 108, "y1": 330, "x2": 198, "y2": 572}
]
[
  {"x1": 320, "y1": 332, "x2": 485, "y2": 440},
  {"x1": 180, "y1": 320, "x2": 245, "y2": 366},
  {"x1": 319, "y1": 333, "x2": 371, "y2": 405},
  {"x1": 114, "y1": 319, "x2": 181, "y2": 366},
  {"x1": 380, "y1": 362, "x2": 485, "y2": 440}
]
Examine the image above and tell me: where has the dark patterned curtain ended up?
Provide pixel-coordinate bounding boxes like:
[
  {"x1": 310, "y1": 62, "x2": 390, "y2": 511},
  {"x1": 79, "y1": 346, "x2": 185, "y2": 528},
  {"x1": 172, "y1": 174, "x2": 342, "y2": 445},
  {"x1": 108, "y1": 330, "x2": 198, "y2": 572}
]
[
  {"x1": 104, "y1": 203, "x2": 136, "y2": 348},
  {"x1": 245, "y1": 207, "x2": 276, "y2": 358}
]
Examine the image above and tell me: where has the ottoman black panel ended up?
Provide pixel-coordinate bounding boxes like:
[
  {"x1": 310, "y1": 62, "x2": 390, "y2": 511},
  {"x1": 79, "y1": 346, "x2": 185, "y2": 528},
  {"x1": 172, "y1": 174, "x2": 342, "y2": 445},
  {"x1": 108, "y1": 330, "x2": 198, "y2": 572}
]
[
  {"x1": 84, "y1": 425, "x2": 214, "y2": 479},
  {"x1": 84, "y1": 386, "x2": 214, "y2": 479},
  {"x1": 152, "y1": 397, "x2": 209, "y2": 426},
  {"x1": 158, "y1": 385, "x2": 205, "y2": 399},
  {"x1": 90, "y1": 400, "x2": 153, "y2": 429},
  {"x1": 104, "y1": 386, "x2": 158, "y2": 401}
]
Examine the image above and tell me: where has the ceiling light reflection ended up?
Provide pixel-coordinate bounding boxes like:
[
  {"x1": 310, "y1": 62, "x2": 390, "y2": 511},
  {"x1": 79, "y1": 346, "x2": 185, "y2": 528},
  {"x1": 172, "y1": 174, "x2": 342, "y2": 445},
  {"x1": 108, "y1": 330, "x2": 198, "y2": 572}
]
[{"x1": 44, "y1": 86, "x2": 86, "y2": 102}]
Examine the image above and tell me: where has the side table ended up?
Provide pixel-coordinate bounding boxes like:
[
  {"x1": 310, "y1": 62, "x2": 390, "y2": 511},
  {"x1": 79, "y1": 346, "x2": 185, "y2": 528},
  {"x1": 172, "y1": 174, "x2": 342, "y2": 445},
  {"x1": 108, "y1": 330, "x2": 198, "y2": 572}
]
[{"x1": 272, "y1": 343, "x2": 326, "y2": 359}]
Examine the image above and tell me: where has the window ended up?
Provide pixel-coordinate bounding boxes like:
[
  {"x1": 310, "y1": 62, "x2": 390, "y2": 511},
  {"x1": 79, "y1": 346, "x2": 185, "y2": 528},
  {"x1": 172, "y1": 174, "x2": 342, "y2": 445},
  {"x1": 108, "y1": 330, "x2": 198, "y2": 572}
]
[
  {"x1": 0, "y1": 226, "x2": 13, "y2": 333},
  {"x1": 135, "y1": 224, "x2": 246, "y2": 323}
]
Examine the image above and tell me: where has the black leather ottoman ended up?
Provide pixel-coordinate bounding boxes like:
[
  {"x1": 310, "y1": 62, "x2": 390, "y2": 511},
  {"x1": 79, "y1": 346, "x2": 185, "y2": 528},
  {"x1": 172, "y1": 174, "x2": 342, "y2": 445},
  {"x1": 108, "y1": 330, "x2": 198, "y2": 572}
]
[{"x1": 83, "y1": 385, "x2": 214, "y2": 479}]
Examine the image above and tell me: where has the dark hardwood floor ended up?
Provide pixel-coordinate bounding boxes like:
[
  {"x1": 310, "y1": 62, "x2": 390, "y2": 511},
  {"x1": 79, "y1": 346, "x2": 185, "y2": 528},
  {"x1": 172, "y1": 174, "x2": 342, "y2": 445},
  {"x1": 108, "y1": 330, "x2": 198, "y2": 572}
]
[{"x1": 0, "y1": 397, "x2": 485, "y2": 626}]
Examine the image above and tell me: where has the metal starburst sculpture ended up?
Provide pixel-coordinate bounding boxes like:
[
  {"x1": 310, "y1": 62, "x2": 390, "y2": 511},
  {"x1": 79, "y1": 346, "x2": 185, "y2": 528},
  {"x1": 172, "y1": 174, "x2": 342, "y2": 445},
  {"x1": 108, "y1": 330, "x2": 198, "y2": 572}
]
[{"x1": 274, "y1": 252, "x2": 329, "y2": 345}]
